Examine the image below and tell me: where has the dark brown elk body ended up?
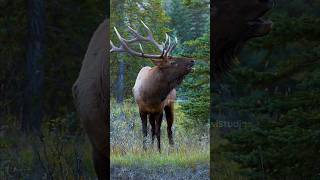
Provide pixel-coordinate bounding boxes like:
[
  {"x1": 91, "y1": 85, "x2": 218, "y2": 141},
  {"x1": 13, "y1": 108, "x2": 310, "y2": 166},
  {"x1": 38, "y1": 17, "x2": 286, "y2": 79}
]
[
  {"x1": 133, "y1": 57, "x2": 194, "y2": 151},
  {"x1": 110, "y1": 21, "x2": 194, "y2": 151},
  {"x1": 72, "y1": 19, "x2": 108, "y2": 179}
]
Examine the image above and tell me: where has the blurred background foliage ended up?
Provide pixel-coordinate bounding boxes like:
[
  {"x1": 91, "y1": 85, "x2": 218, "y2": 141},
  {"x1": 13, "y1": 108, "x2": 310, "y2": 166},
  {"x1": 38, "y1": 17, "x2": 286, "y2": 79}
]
[
  {"x1": 213, "y1": 0, "x2": 320, "y2": 179},
  {"x1": 0, "y1": 0, "x2": 105, "y2": 125},
  {"x1": 0, "y1": 0, "x2": 105, "y2": 178}
]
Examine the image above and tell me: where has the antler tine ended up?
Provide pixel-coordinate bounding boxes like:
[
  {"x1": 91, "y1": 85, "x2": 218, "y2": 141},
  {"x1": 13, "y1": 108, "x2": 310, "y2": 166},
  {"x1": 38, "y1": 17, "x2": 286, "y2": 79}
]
[
  {"x1": 109, "y1": 27, "x2": 128, "y2": 53},
  {"x1": 165, "y1": 36, "x2": 178, "y2": 57},
  {"x1": 110, "y1": 40, "x2": 125, "y2": 53},
  {"x1": 160, "y1": 33, "x2": 169, "y2": 57},
  {"x1": 140, "y1": 20, "x2": 163, "y2": 51},
  {"x1": 139, "y1": 43, "x2": 144, "y2": 54},
  {"x1": 110, "y1": 26, "x2": 163, "y2": 59},
  {"x1": 126, "y1": 25, "x2": 146, "y2": 43},
  {"x1": 163, "y1": 34, "x2": 169, "y2": 50},
  {"x1": 164, "y1": 35, "x2": 173, "y2": 57},
  {"x1": 125, "y1": 22, "x2": 164, "y2": 52}
]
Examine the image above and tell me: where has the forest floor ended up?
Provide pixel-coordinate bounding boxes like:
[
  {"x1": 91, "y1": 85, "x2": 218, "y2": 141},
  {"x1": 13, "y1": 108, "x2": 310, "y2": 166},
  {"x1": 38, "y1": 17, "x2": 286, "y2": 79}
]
[
  {"x1": 110, "y1": 164, "x2": 209, "y2": 180},
  {"x1": 110, "y1": 144, "x2": 209, "y2": 179}
]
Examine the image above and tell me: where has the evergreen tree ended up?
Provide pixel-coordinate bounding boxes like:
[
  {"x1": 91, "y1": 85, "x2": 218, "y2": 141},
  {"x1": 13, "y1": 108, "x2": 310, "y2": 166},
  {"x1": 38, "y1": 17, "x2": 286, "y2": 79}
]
[{"x1": 216, "y1": 0, "x2": 320, "y2": 178}]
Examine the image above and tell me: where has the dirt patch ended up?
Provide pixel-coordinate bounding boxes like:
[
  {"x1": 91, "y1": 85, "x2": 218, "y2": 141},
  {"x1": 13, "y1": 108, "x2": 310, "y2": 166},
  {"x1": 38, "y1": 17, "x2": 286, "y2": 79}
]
[{"x1": 111, "y1": 164, "x2": 209, "y2": 180}]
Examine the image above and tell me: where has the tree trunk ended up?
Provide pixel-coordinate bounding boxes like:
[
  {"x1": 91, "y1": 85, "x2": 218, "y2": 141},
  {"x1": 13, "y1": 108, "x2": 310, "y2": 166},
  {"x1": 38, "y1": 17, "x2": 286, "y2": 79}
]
[
  {"x1": 115, "y1": 0, "x2": 125, "y2": 104},
  {"x1": 116, "y1": 56, "x2": 125, "y2": 103},
  {"x1": 22, "y1": 0, "x2": 45, "y2": 133}
]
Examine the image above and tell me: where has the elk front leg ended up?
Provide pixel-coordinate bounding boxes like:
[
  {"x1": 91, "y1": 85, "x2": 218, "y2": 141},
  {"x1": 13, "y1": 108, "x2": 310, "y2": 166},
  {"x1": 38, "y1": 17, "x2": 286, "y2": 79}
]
[
  {"x1": 149, "y1": 114, "x2": 156, "y2": 146},
  {"x1": 154, "y1": 112, "x2": 163, "y2": 153},
  {"x1": 164, "y1": 105, "x2": 174, "y2": 146},
  {"x1": 139, "y1": 110, "x2": 148, "y2": 150}
]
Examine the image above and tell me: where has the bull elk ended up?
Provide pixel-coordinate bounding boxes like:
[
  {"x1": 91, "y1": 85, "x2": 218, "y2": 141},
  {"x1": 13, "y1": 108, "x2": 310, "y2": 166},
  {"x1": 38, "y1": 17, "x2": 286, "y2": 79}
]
[{"x1": 110, "y1": 21, "x2": 194, "y2": 152}]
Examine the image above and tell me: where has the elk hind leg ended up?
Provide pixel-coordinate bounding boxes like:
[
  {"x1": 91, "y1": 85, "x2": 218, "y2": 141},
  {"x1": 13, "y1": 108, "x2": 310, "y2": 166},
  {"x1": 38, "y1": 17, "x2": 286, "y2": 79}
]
[
  {"x1": 93, "y1": 148, "x2": 107, "y2": 180},
  {"x1": 155, "y1": 112, "x2": 163, "y2": 153},
  {"x1": 164, "y1": 104, "x2": 174, "y2": 146},
  {"x1": 149, "y1": 114, "x2": 156, "y2": 146},
  {"x1": 139, "y1": 110, "x2": 148, "y2": 150}
]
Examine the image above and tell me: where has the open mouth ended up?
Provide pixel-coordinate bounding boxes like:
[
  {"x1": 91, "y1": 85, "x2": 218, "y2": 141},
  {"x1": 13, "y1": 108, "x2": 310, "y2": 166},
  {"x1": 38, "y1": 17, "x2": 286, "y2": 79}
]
[
  {"x1": 248, "y1": 17, "x2": 272, "y2": 26},
  {"x1": 247, "y1": 9, "x2": 273, "y2": 36},
  {"x1": 187, "y1": 65, "x2": 194, "y2": 73},
  {"x1": 248, "y1": 8, "x2": 272, "y2": 25},
  {"x1": 248, "y1": 17, "x2": 273, "y2": 28}
]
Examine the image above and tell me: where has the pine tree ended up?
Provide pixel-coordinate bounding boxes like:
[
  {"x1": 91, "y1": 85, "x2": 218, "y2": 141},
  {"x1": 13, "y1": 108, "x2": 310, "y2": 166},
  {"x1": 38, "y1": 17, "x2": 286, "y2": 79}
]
[{"x1": 217, "y1": 0, "x2": 320, "y2": 178}]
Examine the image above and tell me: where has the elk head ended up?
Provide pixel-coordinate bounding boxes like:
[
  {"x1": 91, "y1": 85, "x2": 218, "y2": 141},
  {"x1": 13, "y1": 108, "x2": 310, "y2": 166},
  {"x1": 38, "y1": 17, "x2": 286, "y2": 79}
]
[
  {"x1": 110, "y1": 20, "x2": 195, "y2": 87},
  {"x1": 212, "y1": 0, "x2": 274, "y2": 77},
  {"x1": 153, "y1": 56, "x2": 195, "y2": 88}
]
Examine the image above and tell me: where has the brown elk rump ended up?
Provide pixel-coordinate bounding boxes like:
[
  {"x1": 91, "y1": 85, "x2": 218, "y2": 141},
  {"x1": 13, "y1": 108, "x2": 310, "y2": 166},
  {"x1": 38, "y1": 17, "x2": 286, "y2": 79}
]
[{"x1": 72, "y1": 19, "x2": 108, "y2": 179}]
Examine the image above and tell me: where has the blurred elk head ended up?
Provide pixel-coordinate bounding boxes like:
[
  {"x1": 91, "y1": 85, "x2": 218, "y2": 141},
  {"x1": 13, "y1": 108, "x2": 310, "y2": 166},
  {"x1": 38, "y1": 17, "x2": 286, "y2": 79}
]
[{"x1": 212, "y1": 0, "x2": 274, "y2": 77}]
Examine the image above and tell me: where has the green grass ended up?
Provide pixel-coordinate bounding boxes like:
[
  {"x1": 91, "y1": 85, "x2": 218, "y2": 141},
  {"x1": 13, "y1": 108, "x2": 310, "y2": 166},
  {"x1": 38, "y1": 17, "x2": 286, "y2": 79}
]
[{"x1": 111, "y1": 146, "x2": 209, "y2": 168}]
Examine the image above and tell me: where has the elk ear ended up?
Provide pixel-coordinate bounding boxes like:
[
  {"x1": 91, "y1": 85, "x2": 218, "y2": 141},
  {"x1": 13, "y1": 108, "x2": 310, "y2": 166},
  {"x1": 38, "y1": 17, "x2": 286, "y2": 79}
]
[{"x1": 151, "y1": 59, "x2": 167, "y2": 66}]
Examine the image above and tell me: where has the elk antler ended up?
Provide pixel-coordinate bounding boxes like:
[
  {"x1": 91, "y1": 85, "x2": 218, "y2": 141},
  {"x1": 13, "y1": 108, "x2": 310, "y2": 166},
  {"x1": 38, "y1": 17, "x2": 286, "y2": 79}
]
[{"x1": 110, "y1": 20, "x2": 178, "y2": 59}]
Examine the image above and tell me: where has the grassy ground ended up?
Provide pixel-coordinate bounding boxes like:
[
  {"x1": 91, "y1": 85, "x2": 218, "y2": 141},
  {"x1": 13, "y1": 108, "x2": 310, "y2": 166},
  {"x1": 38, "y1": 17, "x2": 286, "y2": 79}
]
[
  {"x1": 0, "y1": 115, "x2": 96, "y2": 179},
  {"x1": 210, "y1": 128, "x2": 246, "y2": 180},
  {"x1": 0, "y1": 99, "x2": 243, "y2": 179},
  {"x1": 110, "y1": 98, "x2": 210, "y2": 179},
  {"x1": 111, "y1": 149, "x2": 209, "y2": 168}
]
